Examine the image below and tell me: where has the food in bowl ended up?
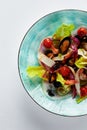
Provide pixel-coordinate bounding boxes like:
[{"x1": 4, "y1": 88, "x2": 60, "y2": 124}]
[{"x1": 27, "y1": 24, "x2": 87, "y2": 103}]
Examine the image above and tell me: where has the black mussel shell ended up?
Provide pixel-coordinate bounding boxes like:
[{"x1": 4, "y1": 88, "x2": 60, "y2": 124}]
[
  {"x1": 81, "y1": 35, "x2": 87, "y2": 51},
  {"x1": 81, "y1": 35, "x2": 87, "y2": 42},
  {"x1": 59, "y1": 37, "x2": 71, "y2": 54}
]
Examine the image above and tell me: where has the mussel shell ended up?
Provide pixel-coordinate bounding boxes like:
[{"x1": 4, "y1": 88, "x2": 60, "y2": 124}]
[
  {"x1": 59, "y1": 37, "x2": 71, "y2": 54},
  {"x1": 81, "y1": 35, "x2": 87, "y2": 42},
  {"x1": 81, "y1": 35, "x2": 87, "y2": 51}
]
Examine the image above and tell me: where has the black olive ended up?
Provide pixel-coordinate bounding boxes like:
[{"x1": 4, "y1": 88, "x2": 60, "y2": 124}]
[
  {"x1": 47, "y1": 89, "x2": 55, "y2": 96},
  {"x1": 53, "y1": 81, "x2": 62, "y2": 88},
  {"x1": 59, "y1": 37, "x2": 71, "y2": 54}
]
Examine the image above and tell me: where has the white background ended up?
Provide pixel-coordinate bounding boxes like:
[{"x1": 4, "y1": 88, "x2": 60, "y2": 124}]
[{"x1": 0, "y1": 0, "x2": 87, "y2": 130}]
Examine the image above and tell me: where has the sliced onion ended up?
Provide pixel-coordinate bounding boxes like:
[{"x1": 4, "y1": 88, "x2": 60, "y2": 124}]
[
  {"x1": 71, "y1": 36, "x2": 80, "y2": 47},
  {"x1": 38, "y1": 52, "x2": 55, "y2": 67},
  {"x1": 71, "y1": 85, "x2": 77, "y2": 98},
  {"x1": 75, "y1": 69, "x2": 80, "y2": 96},
  {"x1": 70, "y1": 44, "x2": 78, "y2": 61},
  {"x1": 38, "y1": 42, "x2": 46, "y2": 53},
  {"x1": 68, "y1": 66, "x2": 76, "y2": 76}
]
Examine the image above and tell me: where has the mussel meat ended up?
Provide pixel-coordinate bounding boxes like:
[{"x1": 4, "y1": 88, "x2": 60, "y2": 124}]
[{"x1": 59, "y1": 37, "x2": 71, "y2": 54}]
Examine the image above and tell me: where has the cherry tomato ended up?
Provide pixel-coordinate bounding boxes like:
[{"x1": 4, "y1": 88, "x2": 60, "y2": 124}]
[
  {"x1": 59, "y1": 66, "x2": 71, "y2": 77},
  {"x1": 43, "y1": 38, "x2": 53, "y2": 48},
  {"x1": 77, "y1": 27, "x2": 87, "y2": 37},
  {"x1": 80, "y1": 86, "x2": 87, "y2": 97}
]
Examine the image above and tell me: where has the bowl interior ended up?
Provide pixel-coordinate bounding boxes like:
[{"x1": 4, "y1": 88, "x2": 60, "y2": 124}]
[{"x1": 18, "y1": 10, "x2": 87, "y2": 116}]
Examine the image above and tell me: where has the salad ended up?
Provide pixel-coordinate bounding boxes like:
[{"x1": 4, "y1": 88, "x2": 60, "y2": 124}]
[{"x1": 27, "y1": 24, "x2": 87, "y2": 103}]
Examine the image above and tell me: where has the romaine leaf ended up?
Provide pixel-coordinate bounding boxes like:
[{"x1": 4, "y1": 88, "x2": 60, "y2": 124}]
[
  {"x1": 76, "y1": 96, "x2": 87, "y2": 104},
  {"x1": 56, "y1": 73, "x2": 71, "y2": 95},
  {"x1": 53, "y1": 24, "x2": 75, "y2": 40},
  {"x1": 75, "y1": 57, "x2": 87, "y2": 68},
  {"x1": 56, "y1": 73, "x2": 65, "y2": 85},
  {"x1": 26, "y1": 66, "x2": 45, "y2": 78}
]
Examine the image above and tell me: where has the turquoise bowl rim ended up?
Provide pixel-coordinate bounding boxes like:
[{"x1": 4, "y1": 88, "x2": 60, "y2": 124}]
[{"x1": 18, "y1": 9, "x2": 87, "y2": 117}]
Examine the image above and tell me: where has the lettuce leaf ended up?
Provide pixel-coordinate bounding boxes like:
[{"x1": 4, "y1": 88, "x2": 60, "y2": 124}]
[
  {"x1": 76, "y1": 96, "x2": 87, "y2": 104},
  {"x1": 78, "y1": 49, "x2": 87, "y2": 59},
  {"x1": 56, "y1": 73, "x2": 65, "y2": 85},
  {"x1": 56, "y1": 73, "x2": 71, "y2": 95},
  {"x1": 75, "y1": 57, "x2": 87, "y2": 68},
  {"x1": 26, "y1": 66, "x2": 45, "y2": 79},
  {"x1": 53, "y1": 24, "x2": 75, "y2": 40}
]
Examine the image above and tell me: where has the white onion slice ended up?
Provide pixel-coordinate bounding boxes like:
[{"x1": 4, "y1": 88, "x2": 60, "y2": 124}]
[
  {"x1": 75, "y1": 69, "x2": 80, "y2": 96},
  {"x1": 68, "y1": 66, "x2": 76, "y2": 76}
]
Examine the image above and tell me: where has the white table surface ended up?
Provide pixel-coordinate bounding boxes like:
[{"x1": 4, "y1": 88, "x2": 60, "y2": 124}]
[{"x1": 0, "y1": 0, "x2": 87, "y2": 130}]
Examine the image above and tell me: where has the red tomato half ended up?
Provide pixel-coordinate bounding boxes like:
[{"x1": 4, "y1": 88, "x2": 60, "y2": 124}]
[
  {"x1": 59, "y1": 66, "x2": 71, "y2": 77},
  {"x1": 77, "y1": 27, "x2": 87, "y2": 37},
  {"x1": 43, "y1": 38, "x2": 52, "y2": 48},
  {"x1": 80, "y1": 86, "x2": 87, "y2": 97}
]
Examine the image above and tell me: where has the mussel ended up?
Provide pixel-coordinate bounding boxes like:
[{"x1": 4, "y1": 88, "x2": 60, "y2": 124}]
[
  {"x1": 59, "y1": 37, "x2": 71, "y2": 54},
  {"x1": 82, "y1": 35, "x2": 87, "y2": 41},
  {"x1": 81, "y1": 35, "x2": 87, "y2": 51}
]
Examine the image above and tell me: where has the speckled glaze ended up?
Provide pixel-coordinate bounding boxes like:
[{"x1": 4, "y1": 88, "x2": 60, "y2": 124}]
[{"x1": 18, "y1": 9, "x2": 87, "y2": 116}]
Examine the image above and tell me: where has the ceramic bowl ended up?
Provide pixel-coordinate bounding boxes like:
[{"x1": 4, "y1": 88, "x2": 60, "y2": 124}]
[{"x1": 18, "y1": 9, "x2": 87, "y2": 116}]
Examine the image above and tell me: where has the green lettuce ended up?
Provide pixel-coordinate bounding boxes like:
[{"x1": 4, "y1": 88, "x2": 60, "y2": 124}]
[
  {"x1": 26, "y1": 66, "x2": 45, "y2": 79},
  {"x1": 56, "y1": 73, "x2": 71, "y2": 95},
  {"x1": 56, "y1": 73, "x2": 65, "y2": 85},
  {"x1": 76, "y1": 96, "x2": 87, "y2": 104},
  {"x1": 53, "y1": 24, "x2": 75, "y2": 40},
  {"x1": 75, "y1": 57, "x2": 87, "y2": 68}
]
